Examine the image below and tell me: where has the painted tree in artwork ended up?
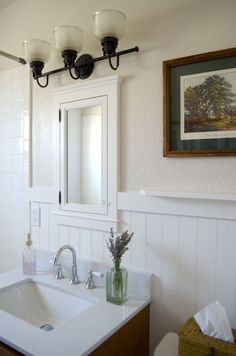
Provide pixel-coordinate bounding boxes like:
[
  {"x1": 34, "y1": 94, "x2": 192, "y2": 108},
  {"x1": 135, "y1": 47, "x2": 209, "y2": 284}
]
[
  {"x1": 184, "y1": 85, "x2": 207, "y2": 118},
  {"x1": 185, "y1": 74, "x2": 236, "y2": 120},
  {"x1": 199, "y1": 75, "x2": 236, "y2": 119}
]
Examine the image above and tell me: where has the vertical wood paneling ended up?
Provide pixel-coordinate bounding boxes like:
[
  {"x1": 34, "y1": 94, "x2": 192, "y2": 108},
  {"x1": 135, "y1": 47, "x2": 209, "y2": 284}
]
[
  {"x1": 58, "y1": 225, "x2": 69, "y2": 246},
  {"x1": 30, "y1": 198, "x2": 236, "y2": 353},
  {"x1": 103, "y1": 230, "x2": 111, "y2": 265},
  {"x1": 48, "y1": 204, "x2": 58, "y2": 252},
  {"x1": 119, "y1": 211, "x2": 131, "y2": 267},
  {"x1": 162, "y1": 215, "x2": 180, "y2": 333},
  {"x1": 146, "y1": 213, "x2": 164, "y2": 349},
  {"x1": 146, "y1": 213, "x2": 163, "y2": 274},
  {"x1": 79, "y1": 229, "x2": 91, "y2": 259},
  {"x1": 215, "y1": 220, "x2": 236, "y2": 327},
  {"x1": 130, "y1": 212, "x2": 146, "y2": 270},
  {"x1": 178, "y1": 216, "x2": 198, "y2": 324},
  {"x1": 196, "y1": 218, "x2": 217, "y2": 310},
  {"x1": 91, "y1": 230, "x2": 104, "y2": 262},
  {"x1": 68, "y1": 226, "x2": 80, "y2": 256}
]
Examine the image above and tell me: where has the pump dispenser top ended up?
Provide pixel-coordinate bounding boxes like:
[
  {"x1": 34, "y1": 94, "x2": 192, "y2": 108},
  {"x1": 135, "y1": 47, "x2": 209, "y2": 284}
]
[{"x1": 26, "y1": 233, "x2": 32, "y2": 246}]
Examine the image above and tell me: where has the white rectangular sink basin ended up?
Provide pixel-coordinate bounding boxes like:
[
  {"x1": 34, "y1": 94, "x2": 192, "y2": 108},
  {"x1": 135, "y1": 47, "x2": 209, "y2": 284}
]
[{"x1": 0, "y1": 279, "x2": 94, "y2": 330}]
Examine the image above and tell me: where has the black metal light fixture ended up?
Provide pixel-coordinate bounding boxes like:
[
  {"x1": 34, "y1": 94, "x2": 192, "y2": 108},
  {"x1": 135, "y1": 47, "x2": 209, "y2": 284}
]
[
  {"x1": 23, "y1": 39, "x2": 51, "y2": 87},
  {"x1": 93, "y1": 9, "x2": 126, "y2": 70},
  {"x1": 0, "y1": 9, "x2": 139, "y2": 88}
]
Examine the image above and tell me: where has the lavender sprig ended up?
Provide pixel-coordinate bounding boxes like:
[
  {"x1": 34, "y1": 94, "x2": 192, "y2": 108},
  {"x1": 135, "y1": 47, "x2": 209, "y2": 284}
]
[{"x1": 106, "y1": 228, "x2": 133, "y2": 264}]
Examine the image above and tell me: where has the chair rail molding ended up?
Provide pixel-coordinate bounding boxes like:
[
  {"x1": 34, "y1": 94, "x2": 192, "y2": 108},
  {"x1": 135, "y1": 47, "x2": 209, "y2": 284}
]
[{"x1": 118, "y1": 191, "x2": 236, "y2": 220}]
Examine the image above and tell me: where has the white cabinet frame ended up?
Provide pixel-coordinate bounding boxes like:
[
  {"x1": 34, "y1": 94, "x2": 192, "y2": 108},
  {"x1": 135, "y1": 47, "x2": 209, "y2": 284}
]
[{"x1": 52, "y1": 75, "x2": 121, "y2": 231}]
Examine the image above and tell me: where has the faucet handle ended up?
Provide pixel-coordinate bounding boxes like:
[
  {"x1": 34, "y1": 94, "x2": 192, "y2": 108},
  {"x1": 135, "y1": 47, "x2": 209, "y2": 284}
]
[
  {"x1": 92, "y1": 271, "x2": 104, "y2": 278},
  {"x1": 85, "y1": 270, "x2": 104, "y2": 289},
  {"x1": 54, "y1": 264, "x2": 64, "y2": 280}
]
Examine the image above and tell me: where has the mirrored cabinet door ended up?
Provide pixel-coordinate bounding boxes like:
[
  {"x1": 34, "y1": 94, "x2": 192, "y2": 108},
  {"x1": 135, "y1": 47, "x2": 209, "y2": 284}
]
[{"x1": 60, "y1": 96, "x2": 108, "y2": 214}]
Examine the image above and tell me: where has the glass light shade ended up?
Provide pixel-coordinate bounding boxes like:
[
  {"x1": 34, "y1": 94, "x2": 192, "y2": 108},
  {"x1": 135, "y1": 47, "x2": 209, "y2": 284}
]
[
  {"x1": 23, "y1": 39, "x2": 50, "y2": 63},
  {"x1": 53, "y1": 25, "x2": 83, "y2": 52},
  {"x1": 93, "y1": 9, "x2": 126, "y2": 40}
]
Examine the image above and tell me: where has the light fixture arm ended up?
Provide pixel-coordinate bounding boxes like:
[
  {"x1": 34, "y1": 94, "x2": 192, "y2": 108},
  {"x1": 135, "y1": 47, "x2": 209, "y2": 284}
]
[
  {"x1": 0, "y1": 50, "x2": 26, "y2": 65},
  {"x1": 36, "y1": 45, "x2": 139, "y2": 84},
  {"x1": 108, "y1": 55, "x2": 119, "y2": 70},
  {"x1": 68, "y1": 67, "x2": 80, "y2": 80},
  {"x1": 36, "y1": 76, "x2": 49, "y2": 88},
  {"x1": 92, "y1": 46, "x2": 139, "y2": 64}
]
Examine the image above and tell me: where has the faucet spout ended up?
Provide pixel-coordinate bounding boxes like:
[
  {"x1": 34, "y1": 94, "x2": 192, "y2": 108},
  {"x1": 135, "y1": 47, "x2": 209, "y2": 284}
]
[{"x1": 53, "y1": 245, "x2": 80, "y2": 285}]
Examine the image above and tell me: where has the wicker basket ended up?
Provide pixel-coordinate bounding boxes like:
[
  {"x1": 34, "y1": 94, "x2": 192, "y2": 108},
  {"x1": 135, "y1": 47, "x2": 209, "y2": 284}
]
[{"x1": 178, "y1": 317, "x2": 236, "y2": 356}]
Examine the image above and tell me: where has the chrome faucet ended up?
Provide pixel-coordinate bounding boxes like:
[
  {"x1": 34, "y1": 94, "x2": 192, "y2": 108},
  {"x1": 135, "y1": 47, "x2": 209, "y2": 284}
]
[{"x1": 53, "y1": 245, "x2": 80, "y2": 285}]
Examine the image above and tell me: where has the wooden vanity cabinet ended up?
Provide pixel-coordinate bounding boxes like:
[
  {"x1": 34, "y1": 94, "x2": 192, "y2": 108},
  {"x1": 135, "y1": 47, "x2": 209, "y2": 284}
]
[
  {"x1": 0, "y1": 342, "x2": 23, "y2": 355},
  {"x1": 90, "y1": 304, "x2": 150, "y2": 356}
]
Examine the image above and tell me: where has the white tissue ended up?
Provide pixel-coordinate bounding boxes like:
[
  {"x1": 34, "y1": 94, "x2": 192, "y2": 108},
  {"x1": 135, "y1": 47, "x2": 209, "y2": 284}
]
[{"x1": 194, "y1": 301, "x2": 234, "y2": 343}]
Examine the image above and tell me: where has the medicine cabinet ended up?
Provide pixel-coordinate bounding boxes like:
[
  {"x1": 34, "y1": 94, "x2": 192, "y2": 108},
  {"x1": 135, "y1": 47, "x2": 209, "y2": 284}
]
[{"x1": 53, "y1": 75, "x2": 121, "y2": 230}]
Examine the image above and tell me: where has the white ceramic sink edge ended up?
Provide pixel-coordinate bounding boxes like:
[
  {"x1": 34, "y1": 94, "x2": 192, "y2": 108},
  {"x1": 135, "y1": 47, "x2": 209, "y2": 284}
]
[{"x1": 0, "y1": 278, "x2": 97, "y2": 330}]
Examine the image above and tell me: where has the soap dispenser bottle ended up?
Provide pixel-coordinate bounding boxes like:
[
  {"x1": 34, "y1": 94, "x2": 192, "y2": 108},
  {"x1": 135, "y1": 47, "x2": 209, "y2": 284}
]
[{"x1": 23, "y1": 233, "x2": 36, "y2": 275}]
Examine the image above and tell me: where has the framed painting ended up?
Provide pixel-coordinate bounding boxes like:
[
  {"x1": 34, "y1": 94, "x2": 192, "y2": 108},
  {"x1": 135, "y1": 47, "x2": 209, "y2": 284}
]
[{"x1": 163, "y1": 47, "x2": 236, "y2": 156}]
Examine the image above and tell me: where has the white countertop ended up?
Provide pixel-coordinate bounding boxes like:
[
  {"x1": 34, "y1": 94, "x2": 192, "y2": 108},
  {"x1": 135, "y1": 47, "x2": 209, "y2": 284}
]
[{"x1": 0, "y1": 268, "x2": 151, "y2": 356}]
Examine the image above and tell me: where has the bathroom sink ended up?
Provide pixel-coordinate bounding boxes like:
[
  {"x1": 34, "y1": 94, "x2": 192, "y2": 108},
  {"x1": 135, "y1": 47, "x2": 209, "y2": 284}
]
[{"x1": 0, "y1": 279, "x2": 94, "y2": 330}]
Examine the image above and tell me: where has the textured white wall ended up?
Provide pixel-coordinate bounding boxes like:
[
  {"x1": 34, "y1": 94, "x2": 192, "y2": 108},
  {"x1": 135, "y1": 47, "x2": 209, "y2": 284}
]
[
  {"x1": 118, "y1": 0, "x2": 236, "y2": 193},
  {"x1": 1, "y1": 0, "x2": 236, "y2": 193}
]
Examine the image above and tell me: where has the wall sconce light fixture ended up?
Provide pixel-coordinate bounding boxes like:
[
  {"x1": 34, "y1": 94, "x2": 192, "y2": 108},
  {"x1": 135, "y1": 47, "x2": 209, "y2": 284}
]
[{"x1": 0, "y1": 9, "x2": 139, "y2": 88}]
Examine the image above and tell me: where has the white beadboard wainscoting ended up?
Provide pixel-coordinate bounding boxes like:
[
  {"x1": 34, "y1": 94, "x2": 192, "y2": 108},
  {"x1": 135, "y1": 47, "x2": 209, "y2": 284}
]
[{"x1": 28, "y1": 190, "x2": 236, "y2": 353}]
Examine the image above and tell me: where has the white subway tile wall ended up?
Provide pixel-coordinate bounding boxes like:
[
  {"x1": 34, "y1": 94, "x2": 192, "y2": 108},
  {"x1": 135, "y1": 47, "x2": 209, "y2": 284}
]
[{"x1": 0, "y1": 67, "x2": 29, "y2": 271}]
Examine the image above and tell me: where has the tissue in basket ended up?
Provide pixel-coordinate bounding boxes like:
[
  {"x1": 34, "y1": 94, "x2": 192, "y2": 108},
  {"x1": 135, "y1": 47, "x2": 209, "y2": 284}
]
[{"x1": 178, "y1": 317, "x2": 236, "y2": 356}]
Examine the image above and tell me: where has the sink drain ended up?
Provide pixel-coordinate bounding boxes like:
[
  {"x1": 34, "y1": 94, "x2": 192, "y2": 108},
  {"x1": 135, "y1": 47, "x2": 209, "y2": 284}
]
[{"x1": 40, "y1": 323, "x2": 54, "y2": 331}]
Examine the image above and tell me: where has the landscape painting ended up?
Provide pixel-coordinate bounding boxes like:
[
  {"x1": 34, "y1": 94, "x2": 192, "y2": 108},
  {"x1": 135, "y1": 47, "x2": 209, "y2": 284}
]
[{"x1": 180, "y1": 68, "x2": 236, "y2": 140}]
